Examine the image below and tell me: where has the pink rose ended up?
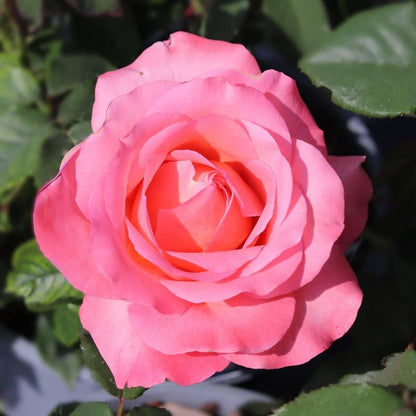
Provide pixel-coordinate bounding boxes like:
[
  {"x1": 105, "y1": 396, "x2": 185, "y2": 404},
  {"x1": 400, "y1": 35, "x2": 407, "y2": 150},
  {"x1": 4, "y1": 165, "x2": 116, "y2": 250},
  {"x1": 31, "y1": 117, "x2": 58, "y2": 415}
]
[{"x1": 34, "y1": 32, "x2": 372, "y2": 388}]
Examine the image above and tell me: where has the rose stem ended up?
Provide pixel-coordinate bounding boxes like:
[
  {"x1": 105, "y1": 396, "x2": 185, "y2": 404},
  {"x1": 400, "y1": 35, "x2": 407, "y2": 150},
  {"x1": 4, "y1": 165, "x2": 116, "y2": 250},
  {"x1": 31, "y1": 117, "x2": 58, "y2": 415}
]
[{"x1": 117, "y1": 392, "x2": 125, "y2": 416}]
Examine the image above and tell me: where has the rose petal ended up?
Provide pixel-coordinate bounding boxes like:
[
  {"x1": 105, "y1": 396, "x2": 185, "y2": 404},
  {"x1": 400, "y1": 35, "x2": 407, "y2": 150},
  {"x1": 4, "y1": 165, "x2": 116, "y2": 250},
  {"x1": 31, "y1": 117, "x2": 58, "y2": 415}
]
[
  {"x1": 146, "y1": 77, "x2": 292, "y2": 150},
  {"x1": 194, "y1": 69, "x2": 326, "y2": 153},
  {"x1": 92, "y1": 32, "x2": 261, "y2": 131},
  {"x1": 103, "y1": 80, "x2": 178, "y2": 136},
  {"x1": 126, "y1": 218, "x2": 235, "y2": 281},
  {"x1": 88, "y1": 173, "x2": 190, "y2": 313},
  {"x1": 159, "y1": 189, "x2": 307, "y2": 303},
  {"x1": 129, "y1": 294, "x2": 296, "y2": 354},
  {"x1": 154, "y1": 184, "x2": 226, "y2": 252},
  {"x1": 33, "y1": 150, "x2": 113, "y2": 297},
  {"x1": 165, "y1": 245, "x2": 263, "y2": 274},
  {"x1": 329, "y1": 156, "x2": 372, "y2": 251},
  {"x1": 162, "y1": 245, "x2": 304, "y2": 303},
  {"x1": 277, "y1": 139, "x2": 345, "y2": 291},
  {"x1": 145, "y1": 160, "x2": 209, "y2": 229},
  {"x1": 252, "y1": 70, "x2": 326, "y2": 154},
  {"x1": 75, "y1": 111, "x2": 187, "y2": 219},
  {"x1": 193, "y1": 115, "x2": 258, "y2": 162},
  {"x1": 223, "y1": 246, "x2": 362, "y2": 369},
  {"x1": 80, "y1": 296, "x2": 229, "y2": 388},
  {"x1": 74, "y1": 129, "x2": 121, "y2": 218},
  {"x1": 211, "y1": 161, "x2": 263, "y2": 217},
  {"x1": 240, "y1": 120, "x2": 293, "y2": 229},
  {"x1": 239, "y1": 160, "x2": 278, "y2": 247},
  {"x1": 241, "y1": 185, "x2": 307, "y2": 277}
]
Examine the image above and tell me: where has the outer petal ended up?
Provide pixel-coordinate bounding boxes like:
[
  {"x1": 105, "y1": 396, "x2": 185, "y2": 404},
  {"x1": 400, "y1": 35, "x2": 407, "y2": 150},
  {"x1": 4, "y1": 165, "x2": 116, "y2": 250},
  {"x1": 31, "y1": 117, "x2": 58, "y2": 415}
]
[
  {"x1": 80, "y1": 297, "x2": 229, "y2": 388},
  {"x1": 249, "y1": 70, "x2": 326, "y2": 154},
  {"x1": 195, "y1": 69, "x2": 326, "y2": 153},
  {"x1": 33, "y1": 150, "x2": 113, "y2": 297},
  {"x1": 92, "y1": 31, "x2": 261, "y2": 131},
  {"x1": 329, "y1": 156, "x2": 372, "y2": 251},
  {"x1": 129, "y1": 295, "x2": 296, "y2": 355},
  {"x1": 224, "y1": 246, "x2": 362, "y2": 368},
  {"x1": 273, "y1": 140, "x2": 345, "y2": 294},
  {"x1": 76, "y1": 85, "x2": 185, "y2": 217}
]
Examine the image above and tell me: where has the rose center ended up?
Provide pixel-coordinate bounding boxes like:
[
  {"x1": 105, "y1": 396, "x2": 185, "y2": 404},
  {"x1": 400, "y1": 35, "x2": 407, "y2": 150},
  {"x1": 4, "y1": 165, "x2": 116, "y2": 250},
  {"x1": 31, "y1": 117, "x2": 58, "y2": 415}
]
[{"x1": 144, "y1": 160, "x2": 253, "y2": 252}]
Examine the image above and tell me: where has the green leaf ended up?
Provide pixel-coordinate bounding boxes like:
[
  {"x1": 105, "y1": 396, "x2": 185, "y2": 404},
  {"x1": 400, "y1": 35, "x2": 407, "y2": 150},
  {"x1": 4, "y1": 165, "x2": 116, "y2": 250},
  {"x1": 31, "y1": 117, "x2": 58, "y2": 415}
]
[
  {"x1": 373, "y1": 351, "x2": 416, "y2": 389},
  {"x1": 0, "y1": 53, "x2": 20, "y2": 67},
  {"x1": 341, "y1": 351, "x2": 416, "y2": 389},
  {"x1": 67, "y1": 121, "x2": 92, "y2": 145},
  {"x1": 48, "y1": 402, "x2": 79, "y2": 416},
  {"x1": 71, "y1": 2, "x2": 140, "y2": 67},
  {"x1": 6, "y1": 240, "x2": 83, "y2": 311},
  {"x1": 0, "y1": 107, "x2": 55, "y2": 203},
  {"x1": 64, "y1": 0, "x2": 121, "y2": 16},
  {"x1": 80, "y1": 330, "x2": 146, "y2": 399},
  {"x1": 299, "y1": 2, "x2": 416, "y2": 117},
  {"x1": 68, "y1": 402, "x2": 113, "y2": 416},
  {"x1": 239, "y1": 400, "x2": 279, "y2": 416},
  {"x1": 0, "y1": 206, "x2": 11, "y2": 233},
  {"x1": 57, "y1": 81, "x2": 95, "y2": 126},
  {"x1": 339, "y1": 371, "x2": 381, "y2": 386},
  {"x1": 14, "y1": 0, "x2": 43, "y2": 31},
  {"x1": 27, "y1": 33, "x2": 62, "y2": 76},
  {"x1": 273, "y1": 384, "x2": 407, "y2": 416},
  {"x1": 127, "y1": 406, "x2": 172, "y2": 416},
  {"x1": 53, "y1": 303, "x2": 82, "y2": 347},
  {"x1": 49, "y1": 402, "x2": 113, "y2": 416},
  {"x1": 34, "y1": 131, "x2": 73, "y2": 188},
  {"x1": 0, "y1": 54, "x2": 40, "y2": 107},
  {"x1": 36, "y1": 314, "x2": 83, "y2": 386},
  {"x1": 46, "y1": 54, "x2": 113, "y2": 96},
  {"x1": 264, "y1": 0, "x2": 330, "y2": 60},
  {"x1": 0, "y1": 260, "x2": 12, "y2": 308},
  {"x1": 200, "y1": 0, "x2": 249, "y2": 41}
]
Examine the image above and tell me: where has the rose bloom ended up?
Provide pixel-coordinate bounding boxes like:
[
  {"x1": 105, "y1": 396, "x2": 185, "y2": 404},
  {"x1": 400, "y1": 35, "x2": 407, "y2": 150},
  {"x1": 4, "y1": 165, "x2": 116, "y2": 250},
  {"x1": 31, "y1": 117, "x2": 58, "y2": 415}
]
[{"x1": 34, "y1": 32, "x2": 371, "y2": 388}]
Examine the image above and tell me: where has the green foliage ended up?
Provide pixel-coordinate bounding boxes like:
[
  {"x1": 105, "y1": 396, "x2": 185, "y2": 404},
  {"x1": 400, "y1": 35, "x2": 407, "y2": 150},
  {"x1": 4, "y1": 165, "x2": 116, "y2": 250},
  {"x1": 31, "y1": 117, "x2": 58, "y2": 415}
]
[
  {"x1": 48, "y1": 402, "x2": 79, "y2": 416},
  {"x1": 53, "y1": 303, "x2": 82, "y2": 347},
  {"x1": 36, "y1": 314, "x2": 83, "y2": 386},
  {"x1": 0, "y1": 52, "x2": 40, "y2": 107},
  {"x1": 272, "y1": 384, "x2": 410, "y2": 416},
  {"x1": 67, "y1": 402, "x2": 113, "y2": 416},
  {"x1": 14, "y1": 0, "x2": 43, "y2": 31},
  {"x1": 49, "y1": 402, "x2": 113, "y2": 416},
  {"x1": 34, "y1": 131, "x2": 73, "y2": 188},
  {"x1": 341, "y1": 350, "x2": 416, "y2": 389},
  {"x1": 80, "y1": 330, "x2": 146, "y2": 399},
  {"x1": 239, "y1": 400, "x2": 279, "y2": 416},
  {"x1": 127, "y1": 406, "x2": 172, "y2": 416},
  {"x1": 67, "y1": 121, "x2": 92, "y2": 145},
  {"x1": 0, "y1": 107, "x2": 55, "y2": 203},
  {"x1": 300, "y1": 2, "x2": 416, "y2": 117},
  {"x1": 70, "y1": 2, "x2": 141, "y2": 67},
  {"x1": 274, "y1": 348, "x2": 416, "y2": 416},
  {"x1": 46, "y1": 54, "x2": 113, "y2": 97},
  {"x1": 57, "y1": 81, "x2": 95, "y2": 126},
  {"x1": 264, "y1": 0, "x2": 330, "y2": 61},
  {"x1": 200, "y1": 0, "x2": 249, "y2": 41},
  {"x1": 65, "y1": 0, "x2": 122, "y2": 16},
  {"x1": 6, "y1": 240, "x2": 83, "y2": 311}
]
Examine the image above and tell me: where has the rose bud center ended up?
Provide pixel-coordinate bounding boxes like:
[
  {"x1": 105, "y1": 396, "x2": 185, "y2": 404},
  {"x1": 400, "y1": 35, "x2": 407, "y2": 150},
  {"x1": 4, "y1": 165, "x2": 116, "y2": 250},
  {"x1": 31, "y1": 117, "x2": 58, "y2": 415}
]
[{"x1": 145, "y1": 159, "x2": 257, "y2": 252}]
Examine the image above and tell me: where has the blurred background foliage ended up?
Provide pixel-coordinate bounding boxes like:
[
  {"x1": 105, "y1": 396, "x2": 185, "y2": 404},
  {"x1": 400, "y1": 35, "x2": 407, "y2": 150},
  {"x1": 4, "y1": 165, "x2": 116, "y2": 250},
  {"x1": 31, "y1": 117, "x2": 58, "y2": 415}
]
[{"x1": 0, "y1": 0, "x2": 415, "y2": 415}]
